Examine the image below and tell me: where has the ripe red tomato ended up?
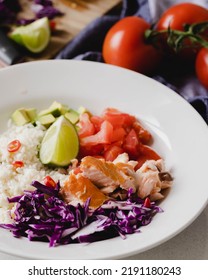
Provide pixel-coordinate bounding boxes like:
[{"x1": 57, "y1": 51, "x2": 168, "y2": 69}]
[
  {"x1": 102, "y1": 16, "x2": 161, "y2": 74},
  {"x1": 156, "y1": 3, "x2": 208, "y2": 60},
  {"x1": 195, "y1": 48, "x2": 208, "y2": 89},
  {"x1": 157, "y1": 3, "x2": 208, "y2": 31}
]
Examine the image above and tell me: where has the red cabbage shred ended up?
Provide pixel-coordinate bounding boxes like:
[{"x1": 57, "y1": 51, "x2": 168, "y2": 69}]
[
  {"x1": 0, "y1": 0, "x2": 63, "y2": 26},
  {"x1": 0, "y1": 181, "x2": 162, "y2": 247}
]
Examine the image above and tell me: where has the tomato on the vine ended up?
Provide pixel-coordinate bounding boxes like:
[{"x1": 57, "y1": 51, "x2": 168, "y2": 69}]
[
  {"x1": 157, "y1": 3, "x2": 208, "y2": 31},
  {"x1": 156, "y1": 3, "x2": 208, "y2": 60},
  {"x1": 195, "y1": 48, "x2": 208, "y2": 89},
  {"x1": 102, "y1": 16, "x2": 161, "y2": 75}
]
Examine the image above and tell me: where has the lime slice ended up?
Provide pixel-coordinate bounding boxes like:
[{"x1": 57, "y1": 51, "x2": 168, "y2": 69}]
[
  {"x1": 39, "y1": 116, "x2": 79, "y2": 167},
  {"x1": 10, "y1": 17, "x2": 50, "y2": 53}
]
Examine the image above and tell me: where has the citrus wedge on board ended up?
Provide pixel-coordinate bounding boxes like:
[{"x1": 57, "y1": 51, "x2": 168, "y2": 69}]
[{"x1": 10, "y1": 17, "x2": 50, "y2": 53}]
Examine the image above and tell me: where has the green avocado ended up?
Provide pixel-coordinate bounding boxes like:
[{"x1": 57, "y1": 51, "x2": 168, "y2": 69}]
[
  {"x1": 64, "y1": 110, "x2": 79, "y2": 124},
  {"x1": 11, "y1": 107, "x2": 37, "y2": 126},
  {"x1": 37, "y1": 113, "x2": 56, "y2": 128},
  {"x1": 11, "y1": 108, "x2": 31, "y2": 126},
  {"x1": 38, "y1": 101, "x2": 69, "y2": 118},
  {"x1": 25, "y1": 108, "x2": 37, "y2": 123}
]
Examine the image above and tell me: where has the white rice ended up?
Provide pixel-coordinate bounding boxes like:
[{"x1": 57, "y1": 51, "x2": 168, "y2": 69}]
[{"x1": 0, "y1": 121, "x2": 69, "y2": 223}]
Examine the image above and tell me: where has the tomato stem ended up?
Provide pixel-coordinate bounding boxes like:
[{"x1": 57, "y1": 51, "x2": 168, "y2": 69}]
[{"x1": 145, "y1": 21, "x2": 208, "y2": 52}]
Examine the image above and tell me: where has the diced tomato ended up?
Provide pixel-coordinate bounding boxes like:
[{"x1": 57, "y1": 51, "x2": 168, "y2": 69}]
[
  {"x1": 90, "y1": 115, "x2": 104, "y2": 132},
  {"x1": 77, "y1": 113, "x2": 95, "y2": 138},
  {"x1": 76, "y1": 108, "x2": 160, "y2": 165},
  {"x1": 123, "y1": 129, "x2": 141, "y2": 159},
  {"x1": 111, "y1": 127, "x2": 126, "y2": 142},
  {"x1": 104, "y1": 140, "x2": 123, "y2": 151},
  {"x1": 104, "y1": 145, "x2": 124, "y2": 161},
  {"x1": 78, "y1": 144, "x2": 104, "y2": 158},
  {"x1": 43, "y1": 176, "x2": 56, "y2": 188},
  {"x1": 136, "y1": 145, "x2": 161, "y2": 169},
  {"x1": 80, "y1": 120, "x2": 113, "y2": 146},
  {"x1": 102, "y1": 108, "x2": 136, "y2": 128},
  {"x1": 133, "y1": 121, "x2": 152, "y2": 144}
]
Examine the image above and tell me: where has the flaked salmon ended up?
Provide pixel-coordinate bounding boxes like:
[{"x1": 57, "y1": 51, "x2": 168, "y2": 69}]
[
  {"x1": 60, "y1": 172, "x2": 108, "y2": 209},
  {"x1": 61, "y1": 154, "x2": 173, "y2": 207},
  {"x1": 80, "y1": 156, "x2": 137, "y2": 194},
  {"x1": 136, "y1": 159, "x2": 173, "y2": 201}
]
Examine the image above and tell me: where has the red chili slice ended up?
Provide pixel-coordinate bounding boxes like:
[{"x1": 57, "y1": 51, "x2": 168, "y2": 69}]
[
  {"x1": 43, "y1": 176, "x2": 56, "y2": 188},
  {"x1": 12, "y1": 161, "x2": 24, "y2": 168},
  {"x1": 143, "y1": 197, "x2": 151, "y2": 208},
  {"x1": 7, "y1": 140, "x2": 21, "y2": 153}
]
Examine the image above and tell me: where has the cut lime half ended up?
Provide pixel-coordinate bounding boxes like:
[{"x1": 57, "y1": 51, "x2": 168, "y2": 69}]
[
  {"x1": 10, "y1": 17, "x2": 50, "y2": 53},
  {"x1": 39, "y1": 116, "x2": 79, "y2": 167}
]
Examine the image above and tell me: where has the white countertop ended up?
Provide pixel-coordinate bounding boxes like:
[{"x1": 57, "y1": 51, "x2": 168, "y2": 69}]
[{"x1": 0, "y1": 205, "x2": 208, "y2": 260}]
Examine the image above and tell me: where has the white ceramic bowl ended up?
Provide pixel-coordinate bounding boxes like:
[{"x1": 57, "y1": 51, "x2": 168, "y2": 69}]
[{"x1": 0, "y1": 60, "x2": 207, "y2": 259}]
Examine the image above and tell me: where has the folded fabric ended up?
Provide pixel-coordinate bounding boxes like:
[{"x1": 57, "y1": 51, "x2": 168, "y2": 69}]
[{"x1": 56, "y1": 0, "x2": 208, "y2": 124}]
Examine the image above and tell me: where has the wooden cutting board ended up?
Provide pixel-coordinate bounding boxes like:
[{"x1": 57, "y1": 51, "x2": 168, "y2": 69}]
[{"x1": 18, "y1": 0, "x2": 122, "y2": 61}]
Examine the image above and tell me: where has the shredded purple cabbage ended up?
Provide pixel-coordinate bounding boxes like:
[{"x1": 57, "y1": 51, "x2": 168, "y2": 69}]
[
  {"x1": 0, "y1": 0, "x2": 21, "y2": 25},
  {"x1": 0, "y1": 182, "x2": 162, "y2": 247},
  {"x1": 0, "y1": 0, "x2": 63, "y2": 26},
  {"x1": 35, "y1": 6, "x2": 63, "y2": 19},
  {"x1": 31, "y1": 180, "x2": 60, "y2": 197}
]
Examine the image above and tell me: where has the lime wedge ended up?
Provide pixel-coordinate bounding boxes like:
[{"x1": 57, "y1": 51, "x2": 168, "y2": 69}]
[
  {"x1": 10, "y1": 17, "x2": 50, "y2": 53},
  {"x1": 39, "y1": 116, "x2": 79, "y2": 167}
]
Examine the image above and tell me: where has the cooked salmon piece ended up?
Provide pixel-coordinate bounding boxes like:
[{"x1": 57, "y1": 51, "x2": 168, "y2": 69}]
[
  {"x1": 113, "y1": 153, "x2": 138, "y2": 179},
  {"x1": 60, "y1": 173, "x2": 108, "y2": 209},
  {"x1": 113, "y1": 152, "x2": 138, "y2": 167},
  {"x1": 80, "y1": 156, "x2": 137, "y2": 194},
  {"x1": 136, "y1": 159, "x2": 173, "y2": 201}
]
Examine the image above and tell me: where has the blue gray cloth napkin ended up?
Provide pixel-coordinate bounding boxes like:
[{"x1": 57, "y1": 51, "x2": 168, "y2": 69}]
[{"x1": 56, "y1": 0, "x2": 208, "y2": 124}]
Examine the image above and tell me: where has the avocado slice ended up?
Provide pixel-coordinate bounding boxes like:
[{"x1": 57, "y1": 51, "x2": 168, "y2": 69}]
[
  {"x1": 65, "y1": 110, "x2": 79, "y2": 124},
  {"x1": 25, "y1": 108, "x2": 37, "y2": 123},
  {"x1": 37, "y1": 113, "x2": 56, "y2": 128},
  {"x1": 38, "y1": 101, "x2": 69, "y2": 118},
  {"x1": 11, "y1": 108, "x2": 31, "y2": 126},
  {"x1": 60, "y1": 104, "x2": 70, "y2": 115}
]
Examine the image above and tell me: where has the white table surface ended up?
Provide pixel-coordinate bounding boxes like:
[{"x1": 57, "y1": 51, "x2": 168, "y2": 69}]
[{"x1": 0, "y1": 204, "x2": 207, "y2": 260}]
